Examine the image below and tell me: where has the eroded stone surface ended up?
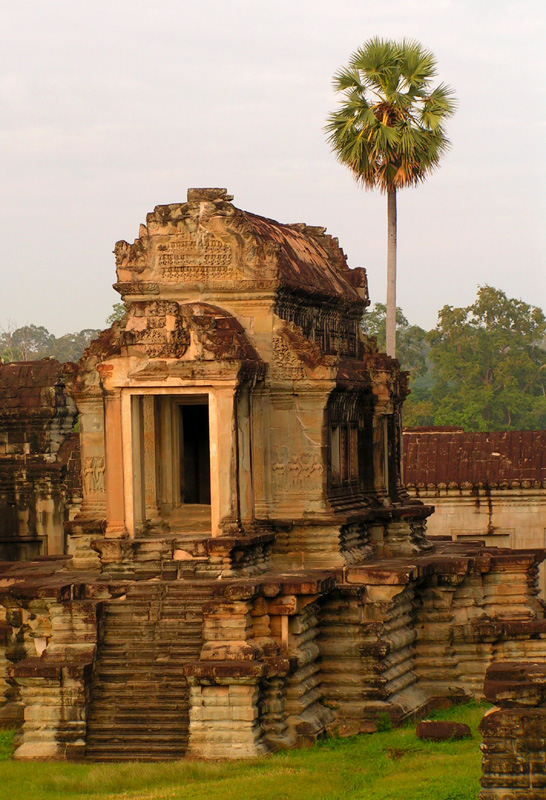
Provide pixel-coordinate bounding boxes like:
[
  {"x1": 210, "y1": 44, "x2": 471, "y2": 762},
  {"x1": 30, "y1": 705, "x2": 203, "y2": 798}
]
[
  {"x1": 480, "y1": 662, "x2": 546, "y2": 799},
  {"x1": 0, "y1": 361, "x2": 80, "y2": 560},
  {"x1": 416, "y1": 720, "x2": 471, "y2": 741}
]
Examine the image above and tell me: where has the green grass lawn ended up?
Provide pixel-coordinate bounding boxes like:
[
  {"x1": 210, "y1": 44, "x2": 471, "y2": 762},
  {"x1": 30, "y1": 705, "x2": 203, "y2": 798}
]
[{"x1": 0, "y1": 702, "x2": 486, "y2": 800}]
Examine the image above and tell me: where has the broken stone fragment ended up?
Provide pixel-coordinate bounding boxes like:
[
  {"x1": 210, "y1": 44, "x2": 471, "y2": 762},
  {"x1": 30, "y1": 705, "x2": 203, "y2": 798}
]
[{"x1": 415, "y1": 720, "x2": 472, "y2": 741}]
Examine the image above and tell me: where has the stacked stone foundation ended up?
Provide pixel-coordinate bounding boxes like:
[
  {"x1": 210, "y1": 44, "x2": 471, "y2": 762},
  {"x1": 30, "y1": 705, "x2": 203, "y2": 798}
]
[
  {"x1": 480, "y1": 661, "x2": 546, "y2": 799},
  {"x1": 0, "y1": 535, "x2": 544, "y2": 761}
]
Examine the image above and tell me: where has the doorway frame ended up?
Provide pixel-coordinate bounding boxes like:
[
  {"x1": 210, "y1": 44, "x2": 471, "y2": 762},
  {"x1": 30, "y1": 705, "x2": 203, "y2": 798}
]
[{"x1": 120, "y1": 386, "x2": 233, "y2": 537}]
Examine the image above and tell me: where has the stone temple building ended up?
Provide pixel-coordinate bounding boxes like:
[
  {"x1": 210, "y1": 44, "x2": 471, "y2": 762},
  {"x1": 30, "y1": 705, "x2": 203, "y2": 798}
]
[{"x1": 0, "y1": 188, "x2": 545, "y2": 761}]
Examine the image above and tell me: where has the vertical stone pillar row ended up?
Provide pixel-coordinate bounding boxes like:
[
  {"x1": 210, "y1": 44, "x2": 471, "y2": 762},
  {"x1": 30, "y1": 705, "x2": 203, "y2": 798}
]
[
  {"x1": 157, "y1": 396, "x2": 179, "y2": 515},
  {"x1": 72, "y1": 395, "x2": 107, "y2": 523}
]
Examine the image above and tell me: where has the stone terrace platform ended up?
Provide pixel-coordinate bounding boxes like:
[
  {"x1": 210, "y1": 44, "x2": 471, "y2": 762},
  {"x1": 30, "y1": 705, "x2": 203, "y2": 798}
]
[{"x1": 0, "y1": 535, "x2": 545, "y2": 761}]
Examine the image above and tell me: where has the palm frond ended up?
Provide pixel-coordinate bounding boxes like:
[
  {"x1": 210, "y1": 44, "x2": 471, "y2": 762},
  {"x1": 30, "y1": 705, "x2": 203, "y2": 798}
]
[
  {"x1": 326, "y1": 37, "x2": 456, "y2": 191},
  {"x1": 332, "y1": 67, "x2": 363, "y2": 93}
]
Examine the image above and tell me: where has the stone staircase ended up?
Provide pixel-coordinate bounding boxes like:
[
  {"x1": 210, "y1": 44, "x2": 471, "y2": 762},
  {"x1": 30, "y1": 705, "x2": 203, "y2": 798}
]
[{"x1": 85, "y1": 579, "x2": 214, "y2": 761}]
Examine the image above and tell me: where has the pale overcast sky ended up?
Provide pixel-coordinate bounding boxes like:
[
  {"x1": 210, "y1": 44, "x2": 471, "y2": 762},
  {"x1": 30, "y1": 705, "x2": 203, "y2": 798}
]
[{"x1": 1, "y1": 0, "x2": 544, "y2": 336}]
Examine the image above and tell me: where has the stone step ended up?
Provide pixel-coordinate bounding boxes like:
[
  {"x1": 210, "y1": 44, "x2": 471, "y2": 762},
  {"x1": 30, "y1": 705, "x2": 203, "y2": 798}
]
[
  {"x1": 102, "y1": 603, "x2": 208, "y2": 616},
  {"x1": 85, "y1": 575, "x2": 210, "y2": 761},
  {"x1": 91, "y1": 682, "x2": 188, "y2": 696},
  {"x1": 93, "y1": 670, "x2": 188, "y2": 683},
  {"x1": 100, "y1": 634, "x2": 202, "y2": 647},
  {"x1": 88, "y1": 708, "x2": 189, "y2": 722},
  {"x1": 98, "y1": 636, "x2": 197, "y2": 647},
  {"x1": 88, "y1": 708, "x2": 189, "y2": 721},
  {"x1": 86, "y1": 728, "x2": 188, "y2": 742},
  {"x1": 100, "y1": 618, "x2": 203, "y2": 628},
  {"x1": 86, "y1": 751, "x2": 187, "y2": 762},
  {"x1": 90, "y1": 695, "x2": 188, "y2": 706},
  {"x1": 96, "y1": 656, "x2": 198, "y2": 667},
  {"x1": 86, "y1": 742, "x2": 188, "y2": 753},
  {"x1": 93, "y1": 673, "x2": 188, "y2": 685},
  {"x1": 99, "y1": 632, "x2": 204, "y2": 646}
]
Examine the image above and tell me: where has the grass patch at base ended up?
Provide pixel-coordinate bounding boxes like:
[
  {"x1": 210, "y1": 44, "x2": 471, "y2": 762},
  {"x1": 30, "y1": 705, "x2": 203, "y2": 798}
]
[{"x1": 0, "y1": 702, "x2": 487, "y2": 800}]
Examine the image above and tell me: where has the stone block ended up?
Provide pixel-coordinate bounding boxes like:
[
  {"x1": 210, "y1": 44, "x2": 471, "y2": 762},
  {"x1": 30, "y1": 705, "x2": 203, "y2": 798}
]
[{"x1": 416, "y1": 720, "x2": 471, "y2": 741}]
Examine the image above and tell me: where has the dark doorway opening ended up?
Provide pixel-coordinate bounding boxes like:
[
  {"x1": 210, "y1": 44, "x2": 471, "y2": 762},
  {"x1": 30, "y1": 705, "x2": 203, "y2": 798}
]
[{"x1": 180, "y1": 404, "x2": 211, "y2": 504}]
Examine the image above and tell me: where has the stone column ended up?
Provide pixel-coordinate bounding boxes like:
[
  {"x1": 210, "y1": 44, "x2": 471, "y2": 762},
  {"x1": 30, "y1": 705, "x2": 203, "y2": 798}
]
[
  {"x1": 209, "y1": 388, "x2": 236, "y2": 536},
  {"x1": 142, "y1": 395, "x2": 162, "y2": 529},
  {"x1": 131, "y1": 395, "x2": 145, "y2": 534},
  {"x1": 73, "y1": 394, "x2": 107, "y2": 522},
  {"x1": 104, "y1": 391, "x2": 127, "y2": 538},
  {"x1": 480, "y1": 662, "x2": 546, "y2": 799},
  {"x1": 185, "y1": 672, "x2": 267, "y2": 759},
  {"x1": 158, "y1": 396, "x2": 178, "y2": 513}
]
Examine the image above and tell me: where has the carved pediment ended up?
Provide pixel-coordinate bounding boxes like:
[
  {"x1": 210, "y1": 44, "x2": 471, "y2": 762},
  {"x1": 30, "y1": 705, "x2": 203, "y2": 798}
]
[
  {"x1": 123, "y1": 301, "x2": 190, "y2": 358},
  {"x1": 113, "y1": 189, "x2": 366, "y2": 306}
]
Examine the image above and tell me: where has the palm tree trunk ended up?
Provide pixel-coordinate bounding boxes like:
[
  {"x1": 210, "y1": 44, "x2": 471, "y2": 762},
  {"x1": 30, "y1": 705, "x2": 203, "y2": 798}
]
[{"x1": 386, "y1": 188, "x2": 397, "y2": 358}]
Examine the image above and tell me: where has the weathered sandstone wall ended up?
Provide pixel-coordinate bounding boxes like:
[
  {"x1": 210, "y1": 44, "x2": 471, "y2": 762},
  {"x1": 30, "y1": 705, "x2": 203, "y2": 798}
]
[{"x1": 0, "y1": 361, "x2": 81, "y2": 560}]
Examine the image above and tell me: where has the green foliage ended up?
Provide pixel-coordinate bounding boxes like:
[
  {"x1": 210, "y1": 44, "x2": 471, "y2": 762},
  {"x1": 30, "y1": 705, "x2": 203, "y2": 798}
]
[
  {"x1": 325, "y1": 37, "x2": 456, "y2": 192},
  {"x1": 0, "y1": 324, "x2": 55, "y2": 362},
  {"x1": 106, "y1": 303, "x2": 128, "y2": 326},
  {"x1": 363, "y1": 288, "x2": 546, "y2": 432},
  {"x1": 375, "y1": 711, "x2": 393, "y2": 732},
  {"x1": 362, "y1": 303, "x2": 428, "y2": 375},
  {"x1": 0, "y1": 325, "x2": 100, "y2": 364},
  {"x1": 0, "y1": 703, "x2": 485, "y2": 800},
  {"x1": 0, "y1": 730, "x2": 13, "y2": 761},
  {"x1": 413, "y1": 285, "x2": 546, "y2": 431}
]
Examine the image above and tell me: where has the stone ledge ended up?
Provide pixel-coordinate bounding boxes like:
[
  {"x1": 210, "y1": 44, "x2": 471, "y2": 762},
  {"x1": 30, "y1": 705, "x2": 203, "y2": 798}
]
[
  {"x1": 205, "y1": 532, "x2": 276, "y2": 557},
  {"x1": 484, "y1": 661, "x2": 546, "y2": 707},
  {"x1": 184, "y1": 656, "x2": 296, "y2": 682},
  {"x1": 9, "y1": 655, "x2": 93, "y2": 682},
  {"x1": 210, "y1": 570, "x2": 336, "y2": 600}
]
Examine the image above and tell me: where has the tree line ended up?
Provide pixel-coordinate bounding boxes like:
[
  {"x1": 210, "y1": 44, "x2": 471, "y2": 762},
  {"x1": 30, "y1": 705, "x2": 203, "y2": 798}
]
[
  {"x1": 363, "y1": 286, "x2": 546, "y2": 431},
  {"x1": 0, "y1": 305, "x2": 125, "y2": 364},
  {"x1": 0, "y1": 325, "x2": 102, "y2": 364}
]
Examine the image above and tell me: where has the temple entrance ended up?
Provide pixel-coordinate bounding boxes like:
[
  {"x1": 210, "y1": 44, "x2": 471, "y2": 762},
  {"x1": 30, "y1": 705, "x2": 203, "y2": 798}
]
[
  {"x1": 130, "y1": 394, "x2": 212, "y2": 534},
  {"x1": 180, "y1": 404, "x2": 211, "y2": 505}
]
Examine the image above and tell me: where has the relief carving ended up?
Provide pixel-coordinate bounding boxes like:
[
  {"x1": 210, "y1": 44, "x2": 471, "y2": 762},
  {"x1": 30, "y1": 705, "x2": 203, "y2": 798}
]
[
  {"x1": 271, "y1": 336, "x2": 304, "y2": 380},
  {"x1": 113, "y1": 282, "x2": 159, "y2": 295},
  {"x1": 115, "y1": 239, "x2": 147, "y2": 272},
  {"x1": 83, "y1": 456, "x2": 105, "y2": 495},
  {"x1": 123, "y1": 301, "x2": 190, "y2": 358},
  {"x1": 275, "y1": 296, "x2": 359, "y2": 358},
  {"x1": 272, "y1": 448, "x2": 323, "y2": 495},
  {"x1": 157, "y1": 234, "x2": 233, "y2": 281}
]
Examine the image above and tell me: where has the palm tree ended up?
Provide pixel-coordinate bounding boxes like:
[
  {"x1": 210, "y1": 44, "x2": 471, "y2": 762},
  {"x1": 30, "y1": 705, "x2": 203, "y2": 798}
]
[{"x1": 325, "y1": 38, "x2": 456, "y2": 358}]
